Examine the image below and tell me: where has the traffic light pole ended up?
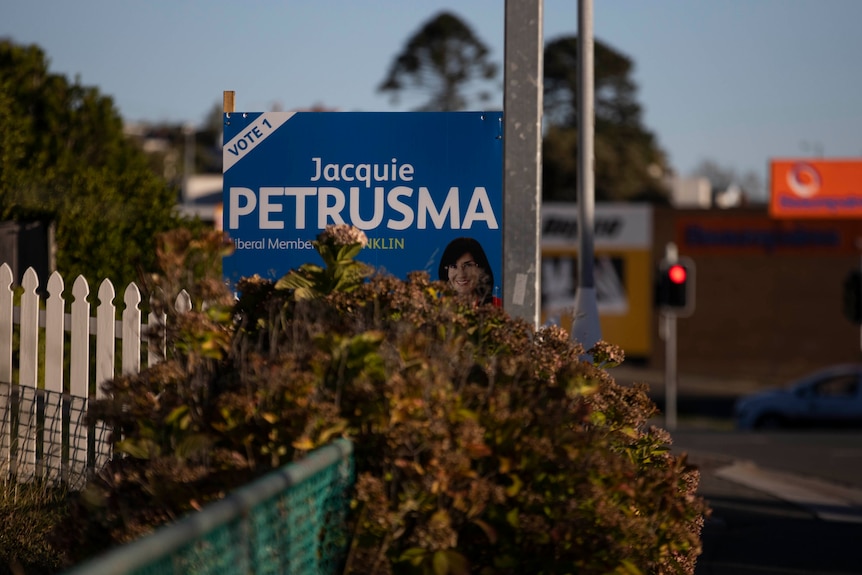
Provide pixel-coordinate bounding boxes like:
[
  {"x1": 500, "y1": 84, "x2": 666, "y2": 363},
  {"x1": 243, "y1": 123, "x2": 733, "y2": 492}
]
[
  {"x1": 660, "y1": 242, "x2": 679, "y2": 430},
  {"x1": 661, "y1": 312, "x2": 678, "y2": 430},
  {"x1": 841, "y1": 244, "x2": 862, "y2": 336},
  {"x1": 656, "y1": 242, "x2": 697, "y2": 430},
  {"x1": 858, "y1": 241, "x2": 862, "y2": 351}
]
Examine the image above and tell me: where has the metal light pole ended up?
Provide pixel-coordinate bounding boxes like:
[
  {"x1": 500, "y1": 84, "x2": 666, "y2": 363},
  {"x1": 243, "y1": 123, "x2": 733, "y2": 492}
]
[
  {"x1": 570, "y1": 0, "x2": 602, "y2": 352},
  {"x1": 182, "y1": 123, "x2": 195, "y2": 205}
]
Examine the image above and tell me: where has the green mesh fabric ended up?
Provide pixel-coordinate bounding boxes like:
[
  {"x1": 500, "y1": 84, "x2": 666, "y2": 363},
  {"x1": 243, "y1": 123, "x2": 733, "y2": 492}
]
[
  {"x1": 65, "y1": 441, "x2": 354, "y2": 575},
  {"x1": 137, "y1": 451, "x2": 353, "y2": 575},
  {"x1": 133, "y1": 520, "x2": 250, "y2": 575},
  {"x1": 246, "y1": 461, "x2": 353, "y2": 575}
]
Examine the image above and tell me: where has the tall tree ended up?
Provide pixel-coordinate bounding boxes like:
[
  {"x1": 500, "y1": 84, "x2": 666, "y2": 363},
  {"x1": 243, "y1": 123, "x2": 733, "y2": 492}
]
[
  {"x1": 378, "y1": 11, "x2": 498, "y2": 111},
  {"x1": 0, "y1": 39, "x2": 185, "y2": 286},
  {"x1": 542, "y1": 36, "x2": 670, "y2": 203}
]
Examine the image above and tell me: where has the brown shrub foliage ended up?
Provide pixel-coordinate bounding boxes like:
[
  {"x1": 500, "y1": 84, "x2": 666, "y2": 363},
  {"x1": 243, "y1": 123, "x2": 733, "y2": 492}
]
[{"x1": 54, "y1": 227, "x2": 708, "y2": 575}]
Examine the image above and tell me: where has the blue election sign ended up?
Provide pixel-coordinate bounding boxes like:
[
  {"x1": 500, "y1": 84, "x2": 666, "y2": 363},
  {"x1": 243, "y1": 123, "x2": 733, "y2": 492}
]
[{"x1": 222, "y1": 111, "x2": 503, "y2": 298}]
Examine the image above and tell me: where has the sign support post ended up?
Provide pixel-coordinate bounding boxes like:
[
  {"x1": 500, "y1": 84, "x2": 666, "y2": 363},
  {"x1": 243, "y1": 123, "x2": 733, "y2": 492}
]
[
  {"x1": 223, "y1": 90, "x2": 235, "y2": 114},
  {"x1": 503, "y1": 0, "x2": 544, "y2": 327}
]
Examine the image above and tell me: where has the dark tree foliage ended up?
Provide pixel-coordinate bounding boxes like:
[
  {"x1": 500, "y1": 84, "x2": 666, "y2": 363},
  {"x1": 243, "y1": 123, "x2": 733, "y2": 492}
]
[
  {"x1": 545, "y1": 36, "x2": 644, "y2": 129},
  {"x1": 199, "y1": 102, "x2": 227, "y2": 173},
  {"x1": 378, "y1": 11, "x2": 498, "y2": 112},
  {"x1": 0, "y1": 39, "x2": 185, "y2": 286},
  {"x1": 542, "y1": 36, "x2": 671, "y2": 203}
]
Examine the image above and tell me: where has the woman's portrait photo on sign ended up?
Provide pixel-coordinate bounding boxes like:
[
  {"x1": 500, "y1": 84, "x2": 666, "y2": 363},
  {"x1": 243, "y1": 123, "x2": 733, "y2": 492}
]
[{"x1": 438, "y1": 237, "x2": 501, "y2": 307}]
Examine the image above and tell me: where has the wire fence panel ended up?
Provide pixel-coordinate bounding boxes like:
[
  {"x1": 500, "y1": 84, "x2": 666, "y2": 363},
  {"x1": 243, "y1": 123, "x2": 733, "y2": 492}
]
[{"x1": 0, "y1": 264, "x2": 187, "y2": 487}]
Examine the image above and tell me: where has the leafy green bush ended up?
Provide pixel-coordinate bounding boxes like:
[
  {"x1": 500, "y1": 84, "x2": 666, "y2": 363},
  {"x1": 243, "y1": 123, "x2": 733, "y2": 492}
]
[
  {"x1": 54, "y1": 225, "x2": 708, "y2": 574},
  {"x1": 0, "y1": 39, "x2": 189, "y2": 287}
]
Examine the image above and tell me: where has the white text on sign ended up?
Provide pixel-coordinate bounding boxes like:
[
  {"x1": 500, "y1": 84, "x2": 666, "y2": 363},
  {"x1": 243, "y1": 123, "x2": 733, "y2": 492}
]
[{"x1": 228, "y1": 186, "x2": 499, "y2": 231}]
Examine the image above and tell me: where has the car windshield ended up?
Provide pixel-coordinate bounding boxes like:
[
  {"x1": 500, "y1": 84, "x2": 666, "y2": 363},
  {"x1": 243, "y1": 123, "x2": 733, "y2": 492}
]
[
  {"x1": 795, "y1": 372, "x2": 859, "y2": 398},
  {"x1": 814, "y1": 374, "x2": 858, "y2": 397}
]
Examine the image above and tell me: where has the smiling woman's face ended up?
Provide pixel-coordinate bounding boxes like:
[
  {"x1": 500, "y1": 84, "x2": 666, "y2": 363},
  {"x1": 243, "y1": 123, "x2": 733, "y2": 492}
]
[{"x1": 448, "y1": 252, "x2": 481, "y2": 297}]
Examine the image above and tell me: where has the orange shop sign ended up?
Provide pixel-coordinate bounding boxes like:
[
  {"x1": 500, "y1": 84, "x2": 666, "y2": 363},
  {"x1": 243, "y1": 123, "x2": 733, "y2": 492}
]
[{"x1": 770, "y1": 159, "x2": 862, "y2": 219}]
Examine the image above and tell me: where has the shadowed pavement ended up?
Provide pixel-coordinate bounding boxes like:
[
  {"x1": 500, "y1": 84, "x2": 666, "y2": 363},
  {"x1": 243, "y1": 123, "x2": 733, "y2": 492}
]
[{"x1": 610, "y1": 366, "x2": 862, "y2": 574}]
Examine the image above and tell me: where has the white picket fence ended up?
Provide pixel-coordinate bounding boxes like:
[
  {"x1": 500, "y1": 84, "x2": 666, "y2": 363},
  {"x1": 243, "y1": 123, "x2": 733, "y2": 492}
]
[{"x1": 0, "y1": 263, "x2": 191, "y2": 489}]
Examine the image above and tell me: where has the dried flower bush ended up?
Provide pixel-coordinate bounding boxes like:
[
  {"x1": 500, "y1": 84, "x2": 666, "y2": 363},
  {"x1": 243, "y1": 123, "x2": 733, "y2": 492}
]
[{"x1": 54, "y1": 224, "x2": 708, "y2": 574}]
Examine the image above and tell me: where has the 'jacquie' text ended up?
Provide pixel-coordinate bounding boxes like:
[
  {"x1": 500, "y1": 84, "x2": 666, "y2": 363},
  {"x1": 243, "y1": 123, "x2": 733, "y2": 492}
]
[{"x1": 310, "y1": 157, "x2": 414, "y2": 189}]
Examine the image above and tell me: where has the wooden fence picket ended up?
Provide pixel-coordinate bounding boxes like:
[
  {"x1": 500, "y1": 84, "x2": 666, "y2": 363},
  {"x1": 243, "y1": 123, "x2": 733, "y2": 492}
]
[
  {"x1": 123, "y1": 283, "x2": 142, "y2": 376},
  {"x1": 96, "y1": 280, "x2": 116, "y2": 392},
  {"x1": 44, "y1": 272, "x2": 65, "y2": 483},
  {"x1": 0, "y1": 264, "x2": 13, "y2": 479},
  {"x1": 0, "y1": 264, "x2": 11, "y2": 382},
  {"x1": 16, "y1": 269, "x2": 40, "y2": 480}
]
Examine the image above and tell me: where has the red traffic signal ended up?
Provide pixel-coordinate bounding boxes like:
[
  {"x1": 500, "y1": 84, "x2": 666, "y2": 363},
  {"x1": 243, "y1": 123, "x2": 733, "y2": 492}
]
[
  {"x1": 656, "y1": 258, "x2": 695, "y2": 314},
  {"x1": 667, "y1": 264, "x2": 687, "y2": 284}
]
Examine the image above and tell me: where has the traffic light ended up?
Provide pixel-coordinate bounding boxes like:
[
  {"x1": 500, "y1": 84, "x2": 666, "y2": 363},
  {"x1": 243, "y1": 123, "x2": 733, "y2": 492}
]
[
  {"x1": 843, "y1": 270, "x2": 862, "y2": 324},
  {"x1": 656, "y1": 258, "x2": 695, "y2": 315}
]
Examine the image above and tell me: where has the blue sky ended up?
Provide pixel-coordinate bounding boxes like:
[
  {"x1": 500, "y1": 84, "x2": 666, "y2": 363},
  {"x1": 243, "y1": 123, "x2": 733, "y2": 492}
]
[{"x1": 4, "y1": 0, "x2": 862, "y2": 201}]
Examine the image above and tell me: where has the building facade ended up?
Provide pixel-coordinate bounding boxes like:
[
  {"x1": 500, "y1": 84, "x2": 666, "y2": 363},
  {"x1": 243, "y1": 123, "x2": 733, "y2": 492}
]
[{"x1": 541, "y1": 204, "x2": 862, "y2": 386}]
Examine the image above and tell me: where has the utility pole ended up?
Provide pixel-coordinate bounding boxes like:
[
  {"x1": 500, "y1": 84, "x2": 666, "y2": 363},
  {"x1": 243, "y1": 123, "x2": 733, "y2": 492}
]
[
  {"x1": 570, "y1": 0, "x2": 602, "y2": 352},
  {"x1": 503, "y1": 0, "x2": 544, "y2": 327}
]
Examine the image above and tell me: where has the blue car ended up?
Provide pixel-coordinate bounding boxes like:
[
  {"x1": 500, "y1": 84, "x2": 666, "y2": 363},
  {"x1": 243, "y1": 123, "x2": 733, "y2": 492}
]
[{"x1": 733, "y1": 364, "x2": 862, "y2": 430}]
